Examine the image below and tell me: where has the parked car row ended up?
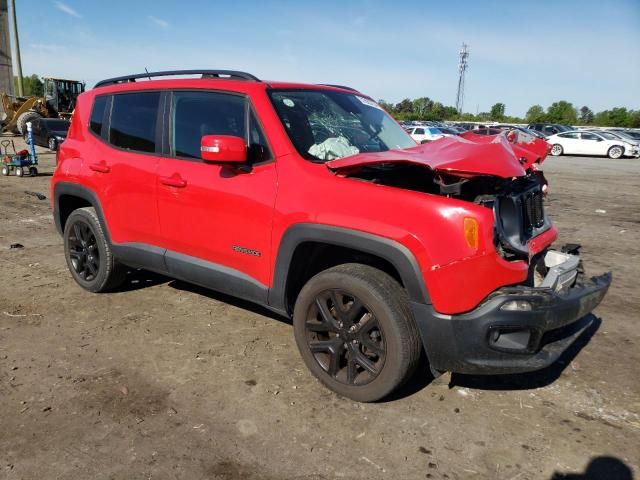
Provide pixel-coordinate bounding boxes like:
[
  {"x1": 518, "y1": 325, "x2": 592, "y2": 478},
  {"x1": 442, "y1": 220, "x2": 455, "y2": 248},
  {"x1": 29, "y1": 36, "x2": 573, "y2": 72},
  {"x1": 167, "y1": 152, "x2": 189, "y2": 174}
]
[
  {"x1": 547, "y1": 130, "x2": 639, "y2": 158},
  {"x1": 400, "y1": 119, "x2": 639, "y2": 159}
]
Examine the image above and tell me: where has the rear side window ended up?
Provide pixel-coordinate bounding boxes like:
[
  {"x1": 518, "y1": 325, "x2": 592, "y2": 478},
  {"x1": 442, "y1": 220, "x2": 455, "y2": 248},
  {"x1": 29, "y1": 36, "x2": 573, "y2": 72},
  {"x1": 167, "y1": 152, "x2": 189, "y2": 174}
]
[
  {"x1": 558, "y1": 132, "x2": 579, "y2": 139},
  {"x1": 109, "y1": 92, "x2": 160, "y2": 153},
  {"x1": 90, "y1": 96, "x2": 107, "y2": 136},
  {"x1": 580, "y1": 132, "x2": 600, "y2": 141}
]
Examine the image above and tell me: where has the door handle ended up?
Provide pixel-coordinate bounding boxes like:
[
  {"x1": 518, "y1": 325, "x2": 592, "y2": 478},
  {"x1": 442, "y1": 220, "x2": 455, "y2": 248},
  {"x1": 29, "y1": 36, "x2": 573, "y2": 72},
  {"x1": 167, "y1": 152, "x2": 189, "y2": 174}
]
[
  {"x1": 89, "y1": 162, "x2": 110, "y2": 173},
  {"x1": 160, "y1": 175, "x2": 187, "y2": 188}
]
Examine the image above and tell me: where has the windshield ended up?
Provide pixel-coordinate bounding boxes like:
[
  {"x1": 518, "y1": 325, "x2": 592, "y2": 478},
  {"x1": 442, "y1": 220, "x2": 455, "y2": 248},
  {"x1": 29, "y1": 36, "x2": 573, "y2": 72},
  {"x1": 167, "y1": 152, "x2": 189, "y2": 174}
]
[
  {"x1": 268, "y1": 89, "x2": 416, "y2": 162},
  {"x1": 622, "y1": 131, "x2": 640, "y2": 140}
]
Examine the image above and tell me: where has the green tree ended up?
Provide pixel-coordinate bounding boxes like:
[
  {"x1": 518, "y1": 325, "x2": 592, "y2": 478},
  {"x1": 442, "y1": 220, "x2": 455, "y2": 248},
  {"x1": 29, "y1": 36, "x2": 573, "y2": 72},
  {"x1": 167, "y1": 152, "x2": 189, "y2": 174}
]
[
  {"x1": 526, "y1": 105, "x2": 546, "y2": 123},
  {"x1": 579, "y1": 106, "x2": 594, "y2": 124},
  {"x1": 14, "y1": 74, "x2": 43, "y2": 97},
  {"x1": 377, "y1": 99, "x2": 394, "y2": 114},
  {"x1": 546, "y1": 101, "x2": 577, "y2": 125},
  {"x1": 490, "y1": 103, "x2": 506, "y2": 120},
  {"x1": 412, "y1": 97, "x2": 434, "y2": 118},
  {"x1": 394, "y1": 98, "x2": 414, "y2": 114}
]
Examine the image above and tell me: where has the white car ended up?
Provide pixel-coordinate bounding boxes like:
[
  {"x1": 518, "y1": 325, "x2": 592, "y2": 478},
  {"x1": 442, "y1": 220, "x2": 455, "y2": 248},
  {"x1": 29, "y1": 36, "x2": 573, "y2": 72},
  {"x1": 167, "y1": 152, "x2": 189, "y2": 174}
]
[
  {"x1": 547, "y1": 130, "x2": 639, "y2": 159},
  {"x1": 407, "y1": 126, "x2": 455, "y2": 143}
]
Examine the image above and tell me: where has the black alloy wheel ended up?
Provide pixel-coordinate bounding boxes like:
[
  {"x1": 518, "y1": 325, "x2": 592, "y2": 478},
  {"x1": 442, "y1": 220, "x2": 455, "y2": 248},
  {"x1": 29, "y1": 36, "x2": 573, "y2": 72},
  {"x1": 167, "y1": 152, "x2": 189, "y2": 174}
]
[
  {"x1": 293, "y1": 263, "x2": 421, "y2": 402},
  {"x1": 63, "y1": 207, "x2": 126, "y2": 292},
  {"x1": 67, "y1": 220, "x2": 100, "y2": 282},
  {"x1": 305, "y1": 289, "x2": 386, "y2": 386}
]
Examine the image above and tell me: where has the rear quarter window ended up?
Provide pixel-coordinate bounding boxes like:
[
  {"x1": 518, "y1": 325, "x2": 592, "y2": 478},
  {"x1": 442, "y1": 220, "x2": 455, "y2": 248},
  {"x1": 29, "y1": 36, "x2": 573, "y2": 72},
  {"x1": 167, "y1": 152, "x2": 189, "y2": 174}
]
[{"x1": 90, "y1": 96, "x2": 108, "y2": 136}]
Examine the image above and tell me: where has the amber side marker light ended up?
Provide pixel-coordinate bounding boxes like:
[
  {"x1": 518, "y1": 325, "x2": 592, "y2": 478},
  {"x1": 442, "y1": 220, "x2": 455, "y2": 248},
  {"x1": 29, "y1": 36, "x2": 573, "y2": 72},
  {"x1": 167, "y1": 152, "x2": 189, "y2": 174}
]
[{"x1": 463, "y1": 217, "x2": 479, "y2": 249}]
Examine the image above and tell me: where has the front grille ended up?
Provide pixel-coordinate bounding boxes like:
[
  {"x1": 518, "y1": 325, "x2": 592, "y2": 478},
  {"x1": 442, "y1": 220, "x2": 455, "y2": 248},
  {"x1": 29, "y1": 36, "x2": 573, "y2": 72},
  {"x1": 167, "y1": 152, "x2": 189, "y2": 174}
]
[
  {"x1": 522, "y1": 190, "x2": 545, "y2": 231},
  {"x1": 494, "y1": 183, "x2": 546, "y2": 258}
]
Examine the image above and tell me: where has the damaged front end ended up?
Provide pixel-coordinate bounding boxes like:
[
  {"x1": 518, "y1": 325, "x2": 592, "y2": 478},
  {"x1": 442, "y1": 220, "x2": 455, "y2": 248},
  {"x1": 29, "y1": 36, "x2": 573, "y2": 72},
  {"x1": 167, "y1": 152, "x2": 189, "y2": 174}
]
[
  {"x1": 328, "y1": 133, "x2": 612, "y2": 375},
  {"x1": 327, "y1": 133, "x2": 551, "y2": 262}
]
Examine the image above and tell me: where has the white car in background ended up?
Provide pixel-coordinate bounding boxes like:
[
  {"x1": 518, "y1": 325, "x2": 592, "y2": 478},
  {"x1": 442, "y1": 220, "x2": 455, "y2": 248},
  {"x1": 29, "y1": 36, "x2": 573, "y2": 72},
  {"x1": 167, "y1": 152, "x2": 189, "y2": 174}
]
[
  {"x1": 407, "y1": 126, "x2": 456, "y2": 143},
  {"x1": 547, "y1": 130, "x2": 639, "y2": 159}
]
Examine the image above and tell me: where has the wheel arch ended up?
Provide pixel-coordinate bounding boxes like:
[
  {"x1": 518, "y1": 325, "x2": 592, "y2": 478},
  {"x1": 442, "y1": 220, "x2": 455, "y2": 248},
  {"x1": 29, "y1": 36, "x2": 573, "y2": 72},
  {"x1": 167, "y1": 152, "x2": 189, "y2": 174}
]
[
  {"x1": 53, "y1": 182, "x2": 111, "y2": 243},
  {"x1": 269, "y1": 224, "x2": 431, "y2": 315}
]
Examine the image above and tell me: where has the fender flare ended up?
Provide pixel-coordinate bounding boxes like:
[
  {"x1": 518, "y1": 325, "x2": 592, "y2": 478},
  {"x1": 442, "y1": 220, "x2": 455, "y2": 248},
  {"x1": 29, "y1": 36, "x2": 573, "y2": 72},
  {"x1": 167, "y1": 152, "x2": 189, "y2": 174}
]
[
  {"x1": 53, "y1": 182, "x2": 111, "y2": 243},
  {"x1": 268, "y1": 223, "x2": 431, "y2": 312}
]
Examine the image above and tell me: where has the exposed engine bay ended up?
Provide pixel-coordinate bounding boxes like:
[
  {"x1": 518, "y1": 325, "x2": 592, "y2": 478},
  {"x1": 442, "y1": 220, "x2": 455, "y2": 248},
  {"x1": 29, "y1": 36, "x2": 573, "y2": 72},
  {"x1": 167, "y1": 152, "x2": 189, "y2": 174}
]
[{"x1": 326, "y1": 133, "x2": 554, "y2": 261}]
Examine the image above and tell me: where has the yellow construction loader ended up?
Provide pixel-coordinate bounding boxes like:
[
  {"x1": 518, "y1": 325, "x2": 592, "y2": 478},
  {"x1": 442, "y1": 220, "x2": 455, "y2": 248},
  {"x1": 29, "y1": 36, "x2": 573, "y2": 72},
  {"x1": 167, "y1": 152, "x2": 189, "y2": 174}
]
[{"x1": 0, "y1": 77, "x2": 84, "y2": 134}]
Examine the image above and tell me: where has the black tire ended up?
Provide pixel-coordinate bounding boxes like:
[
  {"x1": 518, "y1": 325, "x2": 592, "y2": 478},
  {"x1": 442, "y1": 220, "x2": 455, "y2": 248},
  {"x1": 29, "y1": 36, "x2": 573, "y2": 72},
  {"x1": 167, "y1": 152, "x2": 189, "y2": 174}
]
[
  {"x1": 293, "y1": 263, "x2": 421, "y2": 402},
  {"x1": 29, "y1": 166, "x2": 38, "y2": 176},
  {"x1": 48, "y1": 137, "x2": 57, "y2": 151},
  {"x1": 63, "y1": 207, "x2": 126, "y2": 292},
  {"x1": 607, "y1": 145, "x2": 623, "y2": 159},
  {"x1": 550, "y1": 144, "x2": 563, "y2": 156},
  {"x1": 16, "y1": 110, "x2": 43, "y2": 135}
]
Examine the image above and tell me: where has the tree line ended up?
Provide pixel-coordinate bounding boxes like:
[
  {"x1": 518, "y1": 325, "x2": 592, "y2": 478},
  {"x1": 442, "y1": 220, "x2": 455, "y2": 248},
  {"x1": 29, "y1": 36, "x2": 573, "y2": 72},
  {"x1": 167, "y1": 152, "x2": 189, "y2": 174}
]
[
  {"x1": 377, "y1": 96, "x2": 640, "y2": 128},
  {"x1": 11, "y1": 75, "x2": 639, "y2": 128}
]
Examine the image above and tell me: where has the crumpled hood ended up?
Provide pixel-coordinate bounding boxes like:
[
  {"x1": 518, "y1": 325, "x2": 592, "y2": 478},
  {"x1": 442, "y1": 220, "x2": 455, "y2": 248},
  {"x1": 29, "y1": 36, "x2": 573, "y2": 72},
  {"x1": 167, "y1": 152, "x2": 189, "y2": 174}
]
[{"x1": 327, "y1": 133, "x2": 549, "y2": 178}]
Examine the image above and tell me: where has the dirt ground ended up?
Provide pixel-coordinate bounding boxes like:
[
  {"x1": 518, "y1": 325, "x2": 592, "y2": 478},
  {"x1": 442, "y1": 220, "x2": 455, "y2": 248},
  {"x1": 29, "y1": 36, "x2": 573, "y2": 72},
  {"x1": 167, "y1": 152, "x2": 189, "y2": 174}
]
[{"x1": 1, "y1": 135, "x2": 639, "y2": 480}]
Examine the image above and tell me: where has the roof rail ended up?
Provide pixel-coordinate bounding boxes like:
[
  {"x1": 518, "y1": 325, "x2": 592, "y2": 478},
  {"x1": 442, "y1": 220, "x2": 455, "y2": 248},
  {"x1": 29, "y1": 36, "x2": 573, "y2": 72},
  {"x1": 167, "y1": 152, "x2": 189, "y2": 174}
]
[
  {"x1": 94, "y1": 70, "x2": 260, "y2": 88},
  {"x1": 318, "y1": 84, "x2": 360, "y2": 93}
]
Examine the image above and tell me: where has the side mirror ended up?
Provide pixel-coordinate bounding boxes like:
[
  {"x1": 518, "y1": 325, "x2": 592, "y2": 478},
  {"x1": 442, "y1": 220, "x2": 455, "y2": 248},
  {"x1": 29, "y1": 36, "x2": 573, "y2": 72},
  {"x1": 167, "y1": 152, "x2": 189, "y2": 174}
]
[{"x1": 200, "y1": 135, "x2": 247, "y2": 163}]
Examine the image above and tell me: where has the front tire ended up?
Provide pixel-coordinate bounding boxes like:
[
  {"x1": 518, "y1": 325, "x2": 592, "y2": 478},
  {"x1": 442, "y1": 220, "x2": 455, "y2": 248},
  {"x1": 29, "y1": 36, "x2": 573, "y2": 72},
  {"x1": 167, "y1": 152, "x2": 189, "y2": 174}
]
[
  {"x1": 293, "y1": 263, "x2": 421, "y2": 402},
  {"x1": 63, "y1": 207, "x2": 126, "y2": 292},
  {"x1": 1, "y1": 165, "x2": 8, "y2": 176},
  {"x1": 550, "y1": 144, "x2": 563, "y2": 156},
  {"x1": 15, "y1": 167, "x2": 23, "y2": 177},
  {"x1": 48, "y1": 137, "x2": 57, "y2": 151},
  {"x1": 608, "y1": 145, "x2": 623, "y2": 159},
  {"x1": 16, "y1": 110, "x2": 42, "y2": 135}
]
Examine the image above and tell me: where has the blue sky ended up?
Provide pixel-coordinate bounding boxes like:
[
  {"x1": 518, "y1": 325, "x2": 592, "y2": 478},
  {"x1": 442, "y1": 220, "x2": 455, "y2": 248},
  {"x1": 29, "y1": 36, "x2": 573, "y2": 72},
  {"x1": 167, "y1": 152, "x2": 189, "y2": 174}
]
[{"x1": 9, "y1": 0, "x2": 640, "y2": 116}]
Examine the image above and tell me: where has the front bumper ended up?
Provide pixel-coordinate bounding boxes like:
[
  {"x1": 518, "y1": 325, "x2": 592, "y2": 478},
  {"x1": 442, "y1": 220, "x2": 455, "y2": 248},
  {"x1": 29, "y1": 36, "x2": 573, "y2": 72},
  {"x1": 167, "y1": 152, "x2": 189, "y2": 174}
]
[
  {"x1": 411, "y1": 250, "x2": 612, "y2": 375},
  {"x1": 624, "y1": 145, "x2": 640, "y2": 157}
]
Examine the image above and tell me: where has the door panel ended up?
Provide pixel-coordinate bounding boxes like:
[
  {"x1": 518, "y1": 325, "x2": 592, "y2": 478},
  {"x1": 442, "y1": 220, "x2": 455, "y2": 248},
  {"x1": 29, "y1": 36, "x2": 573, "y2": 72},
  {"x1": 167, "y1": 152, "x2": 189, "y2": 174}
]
[
  {"x1": 157, "y1": 90, "x2": 277, "y2": 287},
  {"x1": 157, "y1": 160, "x2": 276, "y2": 285},
  {"x1": 95, "y1": 92, "x2": 162, "y2": 245},
  {"x1": 578, "y1": 133, "x2": 606, "y2": 155}
]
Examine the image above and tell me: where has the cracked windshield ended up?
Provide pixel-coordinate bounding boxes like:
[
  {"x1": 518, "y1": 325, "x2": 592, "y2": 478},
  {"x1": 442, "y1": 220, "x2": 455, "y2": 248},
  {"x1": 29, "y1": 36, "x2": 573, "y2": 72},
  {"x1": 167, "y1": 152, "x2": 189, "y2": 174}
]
[{"x1": 269, "y1": 90, "x2": 416, "y2": 162}]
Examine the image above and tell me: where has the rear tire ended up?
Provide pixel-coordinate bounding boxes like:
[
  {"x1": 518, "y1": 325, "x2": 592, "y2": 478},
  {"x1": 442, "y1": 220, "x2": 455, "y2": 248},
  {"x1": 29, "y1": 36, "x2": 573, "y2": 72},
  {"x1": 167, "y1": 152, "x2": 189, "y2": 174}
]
[
  {"x1": 48, "y1": 137, "x2": 57, "y2": 151},
  {"x1": 63, "y1": 207, "x2": 126, "y2": 292},
  {"x1": 16, "y1": 110, "x2": 43, "y2": 135},
  {"x1": 607, "y1": 145, "x2": 623, "y2": 159},
  {"x1": 550, "y1": 144, "x2": 563, "y2": 156},
  {"x1": 15, "y1": 167, "x2": 23, "y2": 177},
  {"x1": 1, "y1": 165, "x2": 8, "y2": 176},
  {"x1": 293, "y1": 263, "x2": 421, "y2": 402}
]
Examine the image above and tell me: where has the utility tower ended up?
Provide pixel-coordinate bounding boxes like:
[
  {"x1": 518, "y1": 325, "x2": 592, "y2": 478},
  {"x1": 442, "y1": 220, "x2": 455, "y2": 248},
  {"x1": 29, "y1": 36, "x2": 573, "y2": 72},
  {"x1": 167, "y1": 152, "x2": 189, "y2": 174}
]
[
  {"x1": 455, "y1": 43, "x2": 469, "y2": 114},
  {"x1": 0, "y1": 0, "x2": 14, "y2": 99}
]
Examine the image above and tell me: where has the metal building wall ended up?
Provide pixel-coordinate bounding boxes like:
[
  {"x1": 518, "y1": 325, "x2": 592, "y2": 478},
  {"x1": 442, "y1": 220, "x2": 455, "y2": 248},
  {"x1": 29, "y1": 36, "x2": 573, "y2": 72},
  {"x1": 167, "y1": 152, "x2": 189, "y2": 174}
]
[{"x1": 0, "y1": 0, "x2": 14, "y2": 99}]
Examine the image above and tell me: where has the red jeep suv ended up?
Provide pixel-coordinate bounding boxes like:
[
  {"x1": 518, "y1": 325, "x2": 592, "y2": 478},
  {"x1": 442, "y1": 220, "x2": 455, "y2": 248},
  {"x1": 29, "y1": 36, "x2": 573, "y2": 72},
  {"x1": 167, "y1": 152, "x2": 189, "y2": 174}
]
[{"x1": 51, "y1": 70, "x2": 611, "y2": 401}]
